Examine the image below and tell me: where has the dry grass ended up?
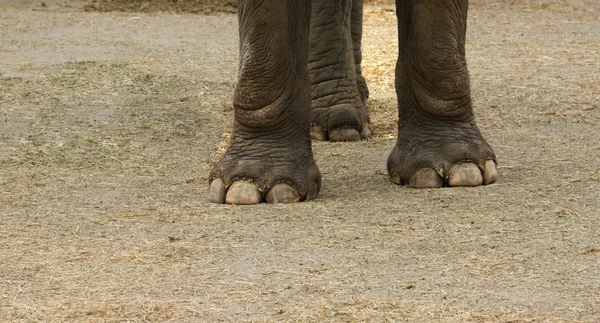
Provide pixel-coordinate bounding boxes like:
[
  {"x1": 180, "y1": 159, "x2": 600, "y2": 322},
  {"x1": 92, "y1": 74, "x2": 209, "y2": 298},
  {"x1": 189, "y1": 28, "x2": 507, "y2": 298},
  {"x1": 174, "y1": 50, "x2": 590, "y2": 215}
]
[{"x1": 83, "y1": 0, "x2": 236, "y2": 13}]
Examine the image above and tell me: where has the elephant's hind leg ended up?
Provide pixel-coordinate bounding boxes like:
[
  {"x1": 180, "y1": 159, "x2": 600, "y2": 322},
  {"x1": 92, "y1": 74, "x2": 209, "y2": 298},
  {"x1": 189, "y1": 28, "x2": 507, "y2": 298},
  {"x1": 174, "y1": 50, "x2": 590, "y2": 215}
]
[
  {"x1": 208, "y1": 0, "x2": 321, "y2": 204},
  {"x1": 309, "y1": 0, "x2": 371, "y2": 142}
]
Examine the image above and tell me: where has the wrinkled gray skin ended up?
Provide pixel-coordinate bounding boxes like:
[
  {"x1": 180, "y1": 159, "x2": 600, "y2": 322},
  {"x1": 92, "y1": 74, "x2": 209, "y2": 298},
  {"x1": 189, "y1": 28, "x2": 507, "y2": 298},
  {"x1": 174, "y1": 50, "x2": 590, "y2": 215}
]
[{"x1": 209, "y1": 0, "x2": 498, "y2": 204}]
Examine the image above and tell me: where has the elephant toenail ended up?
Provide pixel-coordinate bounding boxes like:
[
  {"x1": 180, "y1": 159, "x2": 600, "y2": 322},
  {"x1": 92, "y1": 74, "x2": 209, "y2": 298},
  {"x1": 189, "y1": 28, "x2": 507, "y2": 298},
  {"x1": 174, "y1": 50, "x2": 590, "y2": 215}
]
[
  {"x1": 389, "y1": 168, "x2": 402, "y2": 185},
  {"x1": 225, "y1": 181, "x2": 262, "y2": 204},
  {"x1": 329, "y1": 128, "x2": 361, "y2": 142},
  {"x1": 483, "y1": 160, "x2": 498, "y2": 185},
  {"x1": 361, "y1": 123, "x2": 372, "y2": 139},
  {"x1": 266, "y1": 183, "x2": 299, "y2": 204},
  {"x1": 310, "y1": 125, "x2": 327, "y2": 141},
  {"x1": 207, "y1": 178, "x2": 226, "y2": 204},
  {"x1": 448, "y1": 163, "x2": 483, "y2": 187},
  {"x1": 305, "y1": 182, "x2": 320, "y2": 201},
  {"x1": 409, "y1": 169, "x2": 443, "y2": 188}
]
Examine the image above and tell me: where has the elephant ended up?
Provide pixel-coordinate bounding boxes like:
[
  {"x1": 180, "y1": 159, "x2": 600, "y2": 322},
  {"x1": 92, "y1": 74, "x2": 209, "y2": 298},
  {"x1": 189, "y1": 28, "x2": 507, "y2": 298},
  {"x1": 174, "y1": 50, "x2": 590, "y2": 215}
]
[{"x1": 208, "y1": 0, "x2": 497, "y2": 204}]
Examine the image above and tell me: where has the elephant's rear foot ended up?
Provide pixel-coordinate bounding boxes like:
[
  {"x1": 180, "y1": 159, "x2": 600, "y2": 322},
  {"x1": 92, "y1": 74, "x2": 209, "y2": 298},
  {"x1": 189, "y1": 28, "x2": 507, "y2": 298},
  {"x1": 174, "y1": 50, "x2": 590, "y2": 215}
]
[
  {"x1": 309, "y1": 57, "x2": 371, "y2": 141},
  {"x1": 310, "y1": 101, "x2": 371, "y2": 142},
  {"x1": 308, "y1": 0, "x2": 370, "y2": 142}
]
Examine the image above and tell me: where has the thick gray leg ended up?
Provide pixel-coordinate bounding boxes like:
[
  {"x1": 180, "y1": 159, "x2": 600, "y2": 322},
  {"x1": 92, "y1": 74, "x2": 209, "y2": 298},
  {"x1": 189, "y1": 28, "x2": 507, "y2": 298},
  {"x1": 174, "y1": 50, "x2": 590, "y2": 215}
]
[
  {"x1": 209, "y1": 0, "x2": 321, "y2": 204},
  {"x1": 309, "y1": 0, "x2": 371, "y2": 142},
  {"x1": 387, "y1": 0, "x2": 497, "y2": 187}
]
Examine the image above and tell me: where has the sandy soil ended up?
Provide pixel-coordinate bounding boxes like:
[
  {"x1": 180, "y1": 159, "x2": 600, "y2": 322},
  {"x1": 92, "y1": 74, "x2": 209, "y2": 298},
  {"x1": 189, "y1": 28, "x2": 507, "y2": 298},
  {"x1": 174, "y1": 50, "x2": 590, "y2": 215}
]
[{"x1": 1, "y1": 1, "x2": 599, "y2": 322}]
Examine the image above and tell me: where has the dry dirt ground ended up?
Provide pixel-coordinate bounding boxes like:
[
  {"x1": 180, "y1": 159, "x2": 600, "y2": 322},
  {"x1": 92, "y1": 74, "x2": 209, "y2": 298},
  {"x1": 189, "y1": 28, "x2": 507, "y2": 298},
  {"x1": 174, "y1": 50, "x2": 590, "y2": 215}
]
[{"x1": 1, "y1": 0, "x2": 599, "y2": 322}]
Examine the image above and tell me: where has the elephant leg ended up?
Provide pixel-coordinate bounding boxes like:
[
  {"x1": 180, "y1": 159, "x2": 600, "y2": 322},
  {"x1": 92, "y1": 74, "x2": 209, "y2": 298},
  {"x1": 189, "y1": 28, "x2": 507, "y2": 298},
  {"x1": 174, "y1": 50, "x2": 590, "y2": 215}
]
[
  {"x1": 387, "y1": 0, "x2": 497, "y2": 187},
  {"x1": 309, "y1": 0, "x2": 371, "y2": 142},
  {"x1": 208, "y1": 0, "x2": 321, "y2": 204}
]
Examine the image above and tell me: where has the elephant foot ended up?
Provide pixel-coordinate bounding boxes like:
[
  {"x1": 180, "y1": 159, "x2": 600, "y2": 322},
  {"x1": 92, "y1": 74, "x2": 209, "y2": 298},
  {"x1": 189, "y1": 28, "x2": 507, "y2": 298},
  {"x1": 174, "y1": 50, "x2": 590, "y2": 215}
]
[
  {"x1": 208, "y1": 142, "x2": 321, "y2": 204},
  {"x1": 308, "y1": 0, "x2": 370, "y2": 142},
  {"x1": 310, "y1": 103, "x2": 371, "y2": 142},
  {"x1": 387, "y1": 121, "x2": 497, "y2": 188}
]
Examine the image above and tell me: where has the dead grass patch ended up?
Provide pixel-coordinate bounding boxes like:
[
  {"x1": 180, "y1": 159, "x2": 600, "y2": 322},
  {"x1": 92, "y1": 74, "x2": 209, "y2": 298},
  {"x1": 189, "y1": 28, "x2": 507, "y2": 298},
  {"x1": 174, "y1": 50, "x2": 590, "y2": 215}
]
[{"x1": 83, "y1": 0, "x2": 236, "y2": 13}]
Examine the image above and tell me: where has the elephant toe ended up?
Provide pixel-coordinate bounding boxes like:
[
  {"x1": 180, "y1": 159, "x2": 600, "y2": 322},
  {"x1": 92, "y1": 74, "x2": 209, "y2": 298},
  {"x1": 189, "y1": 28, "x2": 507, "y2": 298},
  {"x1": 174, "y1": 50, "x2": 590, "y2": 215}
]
[
  {"x1": 409, "y1": 169, "x2": 444, "y2": 188},
  {"x1": 482, "y1": 160, "x2": 498, "y2": 185},
  {"x1": 225, "y1": 181, "x2": 262, "y2": 205},
  {"x1": 208, "y1": 178, "x2": 226, "y2": 203},
  {"x1": 328, "y1": 128, "x2": 361, "y2": 142},
  {"x1": 311, "y1": 102, "x2": 371, "y2": 142},
  {"x1": 448, "y1": 163, "x2": 483, "y2": 187},
  {"x1": 360, "y1": 123, "x2": 372, "y2": 139},
  {"x1": 310, "y1": 126, "x2": 327, "y2": 141},
  {"x1": 265, "y1": 183, "x2": 300, "y2": 204},
  {"x1": 402, "y1": 161, "x2": 496, "y2": 188}
]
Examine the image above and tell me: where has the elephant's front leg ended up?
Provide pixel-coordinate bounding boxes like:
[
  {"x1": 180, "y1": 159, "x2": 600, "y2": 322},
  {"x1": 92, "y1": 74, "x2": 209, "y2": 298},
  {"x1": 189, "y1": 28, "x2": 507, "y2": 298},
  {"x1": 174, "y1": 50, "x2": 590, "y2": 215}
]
[
  {"x1": 309, "y1": 0, "x2": 371, "y2": 142},
  {"x1": 387, "y1": 0, "x2": 497, "y2": 187},
  {"x1": 208, "y1": 0, "x2": 321, "y2": 204}
]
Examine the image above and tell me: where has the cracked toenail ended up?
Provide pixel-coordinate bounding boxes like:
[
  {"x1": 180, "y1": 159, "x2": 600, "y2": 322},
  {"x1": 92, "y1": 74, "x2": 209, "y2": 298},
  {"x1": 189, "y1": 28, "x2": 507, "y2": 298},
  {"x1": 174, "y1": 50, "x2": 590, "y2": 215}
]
[
  {"x1": 226, "y1": 181, "x2": 261, "y2": 204},
  {"x1": 409, "y1": 169, "x2": 443, "y2": 188},
  {"x1": 448, "y1": 163, "x2": 483, "y2": 187},
  {"x1": 266, "y1": 183, "x2": 299, "y2": 204}
]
